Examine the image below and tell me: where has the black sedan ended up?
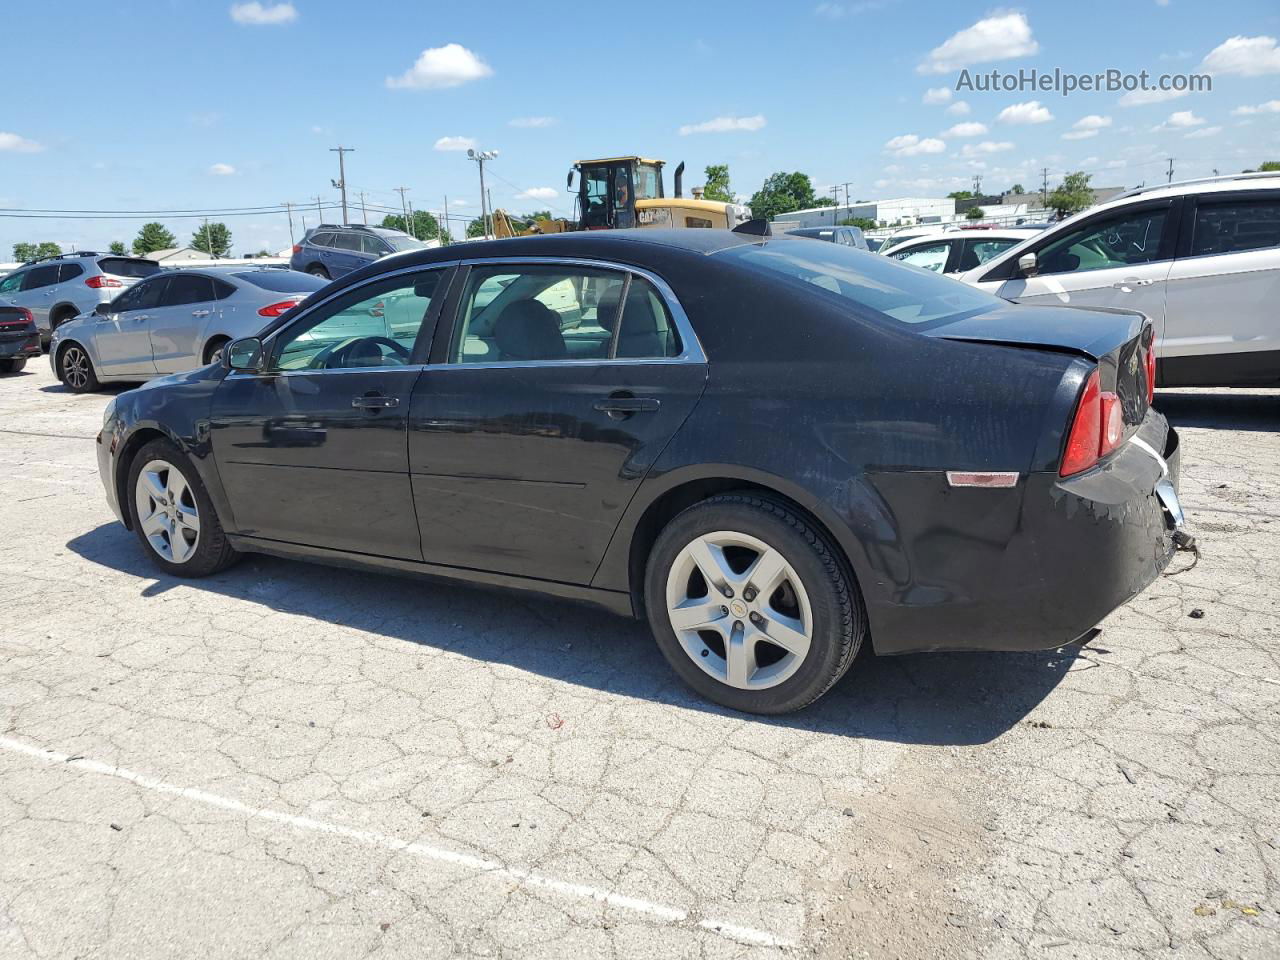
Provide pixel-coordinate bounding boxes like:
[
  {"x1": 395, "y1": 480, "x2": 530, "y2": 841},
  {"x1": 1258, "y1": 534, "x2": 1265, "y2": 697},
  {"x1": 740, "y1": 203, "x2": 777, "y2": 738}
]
[
  {"x1": 0, "y1": 305, "x2": 41, "y2": 373},
  {"x1": 96, "y1": 229, "x2": 1186, "y2": 714}
]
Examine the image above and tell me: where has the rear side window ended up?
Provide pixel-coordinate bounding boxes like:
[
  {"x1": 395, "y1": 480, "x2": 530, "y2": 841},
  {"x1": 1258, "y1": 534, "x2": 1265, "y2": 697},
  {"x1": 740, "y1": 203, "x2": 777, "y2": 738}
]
[
  {"x1": 211, "y1": 278, "x2": 237, "y2": 300},
  {"x1": 58, "y1": 263, "x2": 85, "y2": 282},
  {"x1": 309, "y1": 233, "x2": 335, "y2": 248},
  {"x1": 234, "y1": 271, "x2": 327, "y2": 294},
  {"x1": 160, "y1": 275, "x2": 215, "y2": 307},
  {"x1": 1191, "y1": 198, "x2": 1280, "y2": 256},
  {"x1": 22, "y1": 265, "x2": 61, "y2": 290},
  {"x1": 334, "y1": 233, "x2": 362, "y2": 251},
  {"x1": 615, "y1": 276, "x2": 681, "y2": 359},
  {"x1": 97, "y1": 257, "x2": 160, "y2": 279}
]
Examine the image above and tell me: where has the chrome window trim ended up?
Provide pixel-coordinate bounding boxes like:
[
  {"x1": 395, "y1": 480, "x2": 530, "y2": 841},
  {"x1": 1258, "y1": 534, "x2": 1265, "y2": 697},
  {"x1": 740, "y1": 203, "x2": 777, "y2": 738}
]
[{"x1": 447, "y1": 255, "x2": 706, "y2": 366}]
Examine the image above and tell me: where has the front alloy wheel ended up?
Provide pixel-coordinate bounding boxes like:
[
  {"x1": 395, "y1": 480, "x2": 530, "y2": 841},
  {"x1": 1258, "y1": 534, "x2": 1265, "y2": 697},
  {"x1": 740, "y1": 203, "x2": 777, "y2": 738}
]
[
  {"x1": 60, "y1": 345, "x2": 96, "y2": 392},
  {"x1": 134, "y1": 459, "x2": 201, "y2": 564}
]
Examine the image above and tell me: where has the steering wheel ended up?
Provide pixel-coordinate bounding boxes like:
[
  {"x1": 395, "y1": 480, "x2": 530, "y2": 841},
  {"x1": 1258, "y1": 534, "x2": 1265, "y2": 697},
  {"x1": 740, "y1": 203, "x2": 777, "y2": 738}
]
[{"x1": 312, "y1": 336, "x2": 411, "y2": 370}]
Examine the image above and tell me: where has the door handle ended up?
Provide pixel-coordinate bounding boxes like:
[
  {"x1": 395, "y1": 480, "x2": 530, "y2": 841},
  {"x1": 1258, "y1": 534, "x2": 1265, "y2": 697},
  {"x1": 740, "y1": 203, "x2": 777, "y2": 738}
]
[
  {"x1": 134, "y1": 314, "x2": 150, "y2": 322},
  {"x1": 593, "y1": 394, "x2": 660, "y2": 419},
  {"x1": 1113, "y1": 278, "x2": 1155, "y2": 290},
  {"x1": 192, "y1": 309, "x2": 210, "y2": 317},
  {"x1": 351, "y1": 394, "x2": 400, "y2": 410}
]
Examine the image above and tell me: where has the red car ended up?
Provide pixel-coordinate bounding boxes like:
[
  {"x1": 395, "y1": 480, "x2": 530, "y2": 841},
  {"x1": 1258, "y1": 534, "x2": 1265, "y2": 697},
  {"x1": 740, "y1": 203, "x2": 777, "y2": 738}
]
[{"x1": 0, "y1": 306, "x2": 41, "y2": 373}]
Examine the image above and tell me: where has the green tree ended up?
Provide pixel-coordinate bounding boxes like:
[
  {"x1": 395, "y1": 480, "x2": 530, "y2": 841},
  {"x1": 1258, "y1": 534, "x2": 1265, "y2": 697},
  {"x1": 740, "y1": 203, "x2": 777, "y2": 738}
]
[
  {"x1": 12, "y1": 242, "x2": 36, "y2": 262},
  {"x1": 1009, "y1": 183, "x2": 1026, "y2": 195},
  {"x1": 1256, "y1": 161, "x2": 1280, "y2": 172},
  {"x1": 191, "y1": 222, "x2": 233, "y2": 258},
  {"x1": 108, "y1": 241, "x2": 126, "y2": 255},
  {"x1": 947, "y1": 190, "x2": 975, "y2": 201},
  {"x1": 466, "y1": 217, "x2": 488, "y2": 238},
  {"x1": 702, "y1": 164, "x2": 733, "y2": 203},
  {"x1": 747, "y1": 172, "x2": 828, "y2": 221},
  {"x1": 34, "y1": 242, "x2": 61, "y2": 259},
  {"x1": 132, "y1": 222, "x2": 176, "y2": 255},
  {"x1": 839, "y1": 217, "x2": 877, "y2": 230},
  {"x1": 1047, "y1": 171, "x2": 1094, "y2": 219},
  {"x1": 380, "y1": 211, "x2": 450, "y2": 243},
  {"x1": 967, "y1": 206, "x2": 985, "y2": 221}
]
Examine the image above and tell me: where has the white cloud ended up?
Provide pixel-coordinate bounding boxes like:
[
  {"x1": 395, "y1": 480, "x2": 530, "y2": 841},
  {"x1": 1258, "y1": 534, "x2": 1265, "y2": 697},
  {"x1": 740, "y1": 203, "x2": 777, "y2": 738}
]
[
  {"x1": 1062, "y1": 114, "x2": 1112, "y2": 139},
  {"x1": 961, "y1": 140, "x2": 1015, "y2": 157},
  {"x1": 1184, "y1": 125, "x2": 1222, "y2": 139},
  {"x1": 678, "y1": 114, "x2": 766, "y2": 135},
  {"x1": 944, "y1": 122, "x2": 988, "y2": 137},
  {"x1": 1118, "y1": 87, "x2": 1188, "y2": 107},
  {"x1": 1062, "y1": 129, "x2": 1097, "y2": 140},
  {"x1": 997, "y1": 100, "x2": 1053, "y2": 124},
  {"x1": 208, "y1": 162, "x2": 236, "y2": 175},
  {"x1": 508, "y1": 116, "x2": 557, "y2": 128},
  {"x1": 918, "y1": 12, "x2": 1038, "y2": 74},
  {"x1": 229, "y1": 2, "x2": 297, "y2": 25},
  {"x1": 1157, "y1": 110, "x2": 1205, "y2": 130},
  {"x1": 1201, "y1": 35, "x2": 1280, "y2": 76},
  {"x1": 946, "y1": 100, "x2": 971, "y2": 116},
  {"x1": 386, "y1": 43, "x2": 493, "y2": 90},
  {"x1": 1232, "y1": 100, "x2": 1280, "y2": 115},
  {"x1": 434, "y1": 136, "x2": 476, "y2": 152},
  {"x1": 517, "y1": 187, "x2": 559, "y2": 201},
  {"x1": 0, "y1": 132, "x2": 44, "y2": 153},
  {"x1": 885, "y1": 134, "x2": 947, "y2": 157},
  {"x1": 922, "y1": 86, "x2": 952, "y2": 105}
]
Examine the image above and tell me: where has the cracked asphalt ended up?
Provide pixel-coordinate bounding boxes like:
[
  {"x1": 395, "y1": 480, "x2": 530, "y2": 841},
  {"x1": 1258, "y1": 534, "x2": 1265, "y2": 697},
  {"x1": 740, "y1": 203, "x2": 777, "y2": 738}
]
[{"x1": 0, "y1": 359, "x2": 1277, "y2": 959}]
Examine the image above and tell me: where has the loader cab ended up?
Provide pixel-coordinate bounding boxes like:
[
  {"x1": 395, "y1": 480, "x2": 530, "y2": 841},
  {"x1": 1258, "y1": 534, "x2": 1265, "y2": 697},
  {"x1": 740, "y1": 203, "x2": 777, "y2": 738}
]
[{"x1": 571, "y1": 157, "x2": 665, "y2": 230}]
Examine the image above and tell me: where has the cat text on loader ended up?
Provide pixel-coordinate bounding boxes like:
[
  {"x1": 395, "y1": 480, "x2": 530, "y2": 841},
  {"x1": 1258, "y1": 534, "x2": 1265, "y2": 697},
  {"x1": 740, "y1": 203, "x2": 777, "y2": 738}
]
[{"x1": 567, "y1": 156, "x2": 752, "y2": 230}]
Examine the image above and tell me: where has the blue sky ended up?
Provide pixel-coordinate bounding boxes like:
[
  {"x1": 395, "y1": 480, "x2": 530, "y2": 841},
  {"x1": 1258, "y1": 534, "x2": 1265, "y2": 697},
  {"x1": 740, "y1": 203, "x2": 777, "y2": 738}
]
[{"x1": 1, "y1": 0, "x2": 1278, "y2": 256}]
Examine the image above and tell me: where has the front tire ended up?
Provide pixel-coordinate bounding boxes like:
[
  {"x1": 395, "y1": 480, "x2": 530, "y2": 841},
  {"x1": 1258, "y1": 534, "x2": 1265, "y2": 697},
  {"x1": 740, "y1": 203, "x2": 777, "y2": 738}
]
[
  {"x1": 0, "y1": 358, "x2": 26, "y2": 374},
  {"x1": 127, "y1": 438, "x2": 240, "y2": 577},
  {"x1": 58, "y1": 343, "x2": 99, "y2": 393},
  {"x1": 307, "y1": 264, "x2": 329, "y2": 279},
  {"x1": 644, "y1": 494, "x2": 864, "y2": 714}
]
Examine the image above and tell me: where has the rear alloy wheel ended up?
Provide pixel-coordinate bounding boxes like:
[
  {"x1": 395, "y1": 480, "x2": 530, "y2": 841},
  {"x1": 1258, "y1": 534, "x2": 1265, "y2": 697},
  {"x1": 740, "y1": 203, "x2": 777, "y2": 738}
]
[
  {"x1": 128, "y1": 439, "x2": 239, "y2": 577},
  {"x1": 59, "y1": 344, "x2": 98, "y2": 393},
  {"x1": 645, "y1": 494, "x2": 864, "y2": 714}
]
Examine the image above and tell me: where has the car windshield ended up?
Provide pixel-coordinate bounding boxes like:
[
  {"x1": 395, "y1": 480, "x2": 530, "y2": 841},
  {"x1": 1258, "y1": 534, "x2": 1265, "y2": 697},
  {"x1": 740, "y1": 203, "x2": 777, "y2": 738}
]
[
  {"x1": 383, "y1": 234, "x2": 429, "y2": 252},
  {"x1": 234, "y1": 271, "x2": 328, "y2": 293},
  {"x1": 724, "y1": 238, "x2": 1000, "y2": 326},
  {"x1": 97, "y1": 257, "x2": 160, "y2": 278}
]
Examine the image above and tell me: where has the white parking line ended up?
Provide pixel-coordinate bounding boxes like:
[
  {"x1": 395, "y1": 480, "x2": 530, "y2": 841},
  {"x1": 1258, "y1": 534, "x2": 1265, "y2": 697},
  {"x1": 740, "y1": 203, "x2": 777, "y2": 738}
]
[{"x1": 0, "y1": 735, "x2": 792, "y2": 950}]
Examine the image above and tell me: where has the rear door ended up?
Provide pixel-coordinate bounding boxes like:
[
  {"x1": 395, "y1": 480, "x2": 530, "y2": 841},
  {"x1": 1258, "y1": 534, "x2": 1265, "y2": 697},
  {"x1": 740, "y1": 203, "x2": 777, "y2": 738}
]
[
  {"x1": 408, "y1": 259, "x2": 707, "y2": 584},
  {"x1": 17, "y1": 265, "x2": 62, "y2": 329},
  {"x1": 95, "y1": 275, "x2": 167, "y2": 375},
  {"x1": 330, "y1": 233, "x2": 365, "y2": 276},
  {"x1": 149, "y1": 273, "x2": 216, "y2": 373},
  {"x1": 1162, "y1": 191, "x2": 1280, "y2": 385}
]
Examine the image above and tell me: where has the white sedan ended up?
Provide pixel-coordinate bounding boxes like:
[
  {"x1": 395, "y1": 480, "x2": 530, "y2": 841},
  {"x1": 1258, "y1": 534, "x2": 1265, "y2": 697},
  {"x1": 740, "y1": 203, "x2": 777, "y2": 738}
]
[{"x1": 882, "y1": 229, "x2": 1042, "y2": 275}]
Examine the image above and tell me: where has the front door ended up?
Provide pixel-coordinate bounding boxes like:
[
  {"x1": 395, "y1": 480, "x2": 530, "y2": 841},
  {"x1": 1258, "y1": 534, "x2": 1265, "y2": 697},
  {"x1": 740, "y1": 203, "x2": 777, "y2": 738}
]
[
  {"x1": 209, "y1": 266, "x2": 451, "y2": 558},
  {"x1": 409, "y1": 262, "x2": 707, "y2": 584},
  {"x1": 995, "y1": 201, "x2": 1175, "y2": 330},
  {"x1": 95, "y1": 274, "x2": 168, "y2": 376}
]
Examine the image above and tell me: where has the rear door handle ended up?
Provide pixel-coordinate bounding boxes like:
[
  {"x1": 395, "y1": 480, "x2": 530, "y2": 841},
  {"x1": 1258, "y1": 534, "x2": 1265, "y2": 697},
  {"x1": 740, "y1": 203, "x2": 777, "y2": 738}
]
[
  {"x1": 352, "y1": 394, "x2": 400, "y2": 409},
  {"x1": 593, "y1": 395, "x2": 660, "y2": 418},
  {"x1": 192, "y1": 309, "x2": 210, "y2": 317}
]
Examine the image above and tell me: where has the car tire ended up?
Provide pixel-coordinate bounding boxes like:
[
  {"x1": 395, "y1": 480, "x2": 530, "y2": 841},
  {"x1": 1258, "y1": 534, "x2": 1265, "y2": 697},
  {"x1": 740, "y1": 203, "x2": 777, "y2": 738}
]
[
  {"x1": 50, "y1": 307, "x2": 78, "y2": 332},
  {"x1": 127, "y1": 438, "x2": 240, "y2": 578},
  {"x1": 58, "y1": 343, "x2": 99, "y2": 393},
  {"x1": 0, "y1": 358, "x2": 26, "y2": 374},
  {"x1": 203, "y1": 337, "x2": 230, "y2": 366},
  {"x1": 644, "y1": 493, "x2": 865, "y2": 714},
  {"x1": 307, "y1": 265, "x2": 329, "y2": 279}
]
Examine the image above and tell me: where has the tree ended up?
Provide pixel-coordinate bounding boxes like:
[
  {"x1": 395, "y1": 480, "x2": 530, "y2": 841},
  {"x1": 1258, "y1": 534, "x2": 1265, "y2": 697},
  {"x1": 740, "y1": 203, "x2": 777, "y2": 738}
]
[
  {"x1": 35, "y1": 242, "x2": 61, "y2": 259},
  {"x1": 947, "y1": 190, "x2": 975, "y2": 201},
  {"x1": 191, "y1": 222, "x2": 232, "y2": 258},
  {"x1": 466, "y1": 217, "x2": 488, "y2": 238},
  {"x1": 108, "y1": 241, "x2": 126, "y2": 255},
  {"x1": 381, "y1": 211, "x2": 449, "y2": 243},
  {"x1": 12, "y1": 242, "x2": 61, "y2": 262},
  {"x1": 1009, "y1": 183, "x2": 1026, "y2": 195},
  {"x1": 1256, "y1": 161, "x2": 1280, "y2": 172},
  {"x1": 967, "y1": 206, "x2": 985, "y2": 221},
  {"x1": 839, "y1": 217, "x2": 877, "y2": 230},
  {"x1": 132, "y1": 222, "x2": 176, "y2": 255},
  {"x1": 1047, "y1": 171, "x2": 1094, "y2": 219},
  {"x1": 702, "y1": 164, "x2": 733, "y2": 203},
  {"x1": 747, "y1": 171, "x2": 828, "y2": 221}
]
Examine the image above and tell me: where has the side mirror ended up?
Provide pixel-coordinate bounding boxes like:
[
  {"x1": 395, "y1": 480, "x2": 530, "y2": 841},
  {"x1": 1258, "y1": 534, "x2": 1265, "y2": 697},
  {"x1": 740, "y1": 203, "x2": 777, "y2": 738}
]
[
  {"x1": 566, "y1": 169, "x2": 575, "y2": 191},
  {"x1": 226, "y1": 337, "x2": 264, "y2": 372},
  {"x1": 93, "y1": 302, "x2": 111, "y2": 317},
  {"x1": 1017, "y1": 252, "x2": 1039, "y2": 277}
]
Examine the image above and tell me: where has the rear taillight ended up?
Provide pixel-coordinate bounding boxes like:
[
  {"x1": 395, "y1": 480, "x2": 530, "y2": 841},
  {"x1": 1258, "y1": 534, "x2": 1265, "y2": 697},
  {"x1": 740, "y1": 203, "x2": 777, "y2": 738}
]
[
  {"x1": 291, "y1": 244, "x2": 301, "y2": 255},
  {"x1": 258, "y1": 298, "x2": 302, "y2": 317},
  {"x1": 85, "y1": 275, "x2": 122, "y2": 289},
  {"x1": 1060, "y1": 367, "x2": 1124, "y2": 477},
  {"x1": 1143, "y1": 331, "x2": 1157, "y2": 404}
]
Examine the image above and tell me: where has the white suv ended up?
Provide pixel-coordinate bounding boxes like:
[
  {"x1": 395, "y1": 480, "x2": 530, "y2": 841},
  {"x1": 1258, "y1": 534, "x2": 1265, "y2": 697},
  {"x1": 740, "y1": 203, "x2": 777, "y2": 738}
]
[{"x1": 958, "y1": 173, "x2": 1280, "y2": 388}]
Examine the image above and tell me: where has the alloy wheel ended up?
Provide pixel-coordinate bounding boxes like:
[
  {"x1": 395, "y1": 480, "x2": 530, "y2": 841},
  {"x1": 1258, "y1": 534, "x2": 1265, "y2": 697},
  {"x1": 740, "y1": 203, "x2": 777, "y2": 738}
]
[
  {"x1": 134, "y1": 459, "x2": 201, "y2": 564},
  {"x1": 665, "y1": 530, "x2": 813, "y2": 690},
  {"x1": 62, "y1": 347, "x2": 90, "y2": 390}
]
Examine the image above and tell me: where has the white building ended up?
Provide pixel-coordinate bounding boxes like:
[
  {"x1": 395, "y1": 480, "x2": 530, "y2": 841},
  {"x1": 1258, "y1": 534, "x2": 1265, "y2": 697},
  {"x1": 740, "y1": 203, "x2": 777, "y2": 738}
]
[{"x1": 771, "y1": 197, "x2": 955, "y2": 229}]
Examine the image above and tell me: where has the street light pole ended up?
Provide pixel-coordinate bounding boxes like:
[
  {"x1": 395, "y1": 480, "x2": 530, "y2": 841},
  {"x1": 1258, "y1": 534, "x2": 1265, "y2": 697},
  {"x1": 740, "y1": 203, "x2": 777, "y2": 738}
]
[{"x1": 329, "y1": 146, "x2": 354, "y2": 224}]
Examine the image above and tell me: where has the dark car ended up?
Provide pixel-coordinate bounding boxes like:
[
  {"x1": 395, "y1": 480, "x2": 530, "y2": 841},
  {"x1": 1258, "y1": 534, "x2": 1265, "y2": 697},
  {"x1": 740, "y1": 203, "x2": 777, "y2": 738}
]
[
  {"x1": 0, "y1": 306, "x2": 42, "y2": 373},
  {"x1": 96, "y1": 229, "x2": 1186, "y2": 714},
  {"x1": 785, "y1": 225, "x2": 868, "y2": 249},
  {"x1": 289, "y1": 224, "x2": 430, "y2": 280}
]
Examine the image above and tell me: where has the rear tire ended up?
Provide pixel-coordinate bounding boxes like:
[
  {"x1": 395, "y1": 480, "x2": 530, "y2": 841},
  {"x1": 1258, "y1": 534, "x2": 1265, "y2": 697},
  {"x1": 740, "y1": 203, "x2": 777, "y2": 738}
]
[
  {"x1": 203, "y1": 337, "x2": 230, "y2": 366},
  {"x1": 58, "y1": 343, "x2": 99, "y2": 393},
  {"x1": 644, "y1": 493, "x2": 864, "y2": 714},
  {"x1": 51, "y1": 307, "x2": 78, "y2": 332},
  {"x1": 307, "y1": 265, "x2": 329, "y2": 279},
  {"x1": 127, "y1": 438, "x2": 240, "y2": 578},
  {"x1": 0, "y1": 358, "x2": 26, "y2": 374}
]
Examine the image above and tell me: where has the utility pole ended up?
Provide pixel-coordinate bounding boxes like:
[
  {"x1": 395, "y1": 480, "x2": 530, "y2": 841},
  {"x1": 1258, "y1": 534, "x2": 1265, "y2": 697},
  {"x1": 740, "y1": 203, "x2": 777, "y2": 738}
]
[
  {"x1": 829, "y1": 187, "x2": 840, "y2": 222},
  {"x1": 281, "y1": 201, "x2": 295, "y2": 245},
  {"x1": 467, "y1": 149, "x2": 498, "y2": 239},
  {"x1": 407, "y1": 197, "x2": 417, "y2": 239},
  {"x1": 840, "y1": 182, "x2": 854, "y2": 217},
  {"x1": 972, "y1": 174, "x2": 983, "y2": 196},
  {"x1": 442, "y1": 195, "x2": 449, "y2": 245},
  {"x1": 393, "y1": 187, "x2": 411, "y2": 233},
  {"x1": 1040, "y1": 167, "x2": 1049, "y2": 208},
  {"x1": 312, "y1": 195, "x2": 324, "y2": 223},
  {"x1": 329, "y1": 146, "x2": 354, "y2": 224},
  {"x1": 203, "y1": 217, "x2": 214, "y2": 258},
  {"x1": 358, "y1": 191, "x2": 368, "y2": 225},
  {"x1": 1166, "y1": 157, "x2": 1175, "y2": 183}
]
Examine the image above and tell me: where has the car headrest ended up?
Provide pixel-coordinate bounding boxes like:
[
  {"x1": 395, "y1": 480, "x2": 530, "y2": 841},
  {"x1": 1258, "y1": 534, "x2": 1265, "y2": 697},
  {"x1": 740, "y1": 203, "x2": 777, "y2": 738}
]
[
  {"x1": 595, "y1": 285, "x2": 624, "y2": 332},
  {"x1": 493, "y1": 298, "x2": 566, "y2": 360}
]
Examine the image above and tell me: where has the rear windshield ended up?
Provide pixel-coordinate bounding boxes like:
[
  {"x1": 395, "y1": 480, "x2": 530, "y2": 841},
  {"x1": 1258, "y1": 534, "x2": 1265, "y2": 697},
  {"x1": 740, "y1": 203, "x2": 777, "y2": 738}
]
[
  {"x1": 234, "y1": 270, "x2": 328, "y2": 293},
  {"x1": 384, "y1": 234, "x2": 429, "y2": 252},
  {"x1": 723, "y1": 238, "x2": 1000, "y2": 326},
  {"x1": 97, "y1": 257, "x2": 160, "y2": 278}
]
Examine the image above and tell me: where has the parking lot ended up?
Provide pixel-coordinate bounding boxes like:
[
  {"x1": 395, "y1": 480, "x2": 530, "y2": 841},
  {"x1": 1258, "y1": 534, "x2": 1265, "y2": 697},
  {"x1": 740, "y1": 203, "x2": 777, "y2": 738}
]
[{"x1": 0, "y1": 360, "x2": 1277, "y2": 959}]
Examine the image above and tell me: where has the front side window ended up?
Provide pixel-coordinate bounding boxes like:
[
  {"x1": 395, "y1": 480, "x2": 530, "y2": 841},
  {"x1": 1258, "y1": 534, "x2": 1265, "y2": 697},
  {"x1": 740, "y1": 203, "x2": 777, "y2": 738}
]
[
  {"x1": 1191, "y1": 198, "x2": 1280, "y2": 256},
  {"x1": 891, "y1": 241, "x2": 951, "y2": 273},
  {"x1": 271, "y1": 270, "x2": 443, "y2": 371},
  {"x1": 634, "y1": 163, "x2": 661, "y2": 201},
  {"x1": 581, "y1": 165, "x2": 610, "y2": 227},
  {"x1": 113, "y1": 277, "x2": 167, "y2": 313},
  {"x1": 1036, "y1": 207, "x2": 1169, "y2": 275},
  {"x1": 0, "y1": 271, "x2": 25, "y2": 294},
  {"x1": 958, "y1": 238, "x2": 1020, "y2": 272},
  {"x1": 360, "y1": 235, "x2": 390, "y2": 256}
]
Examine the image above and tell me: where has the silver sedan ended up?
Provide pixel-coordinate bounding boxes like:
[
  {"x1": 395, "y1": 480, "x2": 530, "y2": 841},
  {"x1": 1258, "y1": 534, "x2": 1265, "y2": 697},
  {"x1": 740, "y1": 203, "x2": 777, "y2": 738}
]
[{"x1": 49, "y1": 267, "x2": 327, "y2": 392}]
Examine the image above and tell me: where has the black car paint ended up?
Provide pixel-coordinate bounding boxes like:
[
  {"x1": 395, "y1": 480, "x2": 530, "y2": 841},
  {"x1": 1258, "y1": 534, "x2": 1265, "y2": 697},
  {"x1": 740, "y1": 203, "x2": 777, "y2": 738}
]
[
  {"x1": 98, "y1": 230, "x2": 1178, "y2": 656},
  {"x1": 0, "y1": 306, "x2": 42, "y2": 361}
]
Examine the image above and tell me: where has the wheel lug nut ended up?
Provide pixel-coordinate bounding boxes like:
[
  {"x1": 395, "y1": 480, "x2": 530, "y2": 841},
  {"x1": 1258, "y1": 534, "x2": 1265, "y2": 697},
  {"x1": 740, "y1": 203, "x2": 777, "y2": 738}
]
[
  {"x1": 744, "y1": 588, "x2": 757, "y2": 602},
  {"x1": 720, "y1": 605, "x2": 729, "y2": 615}
]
